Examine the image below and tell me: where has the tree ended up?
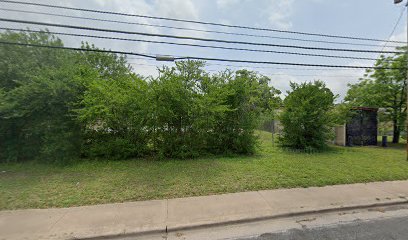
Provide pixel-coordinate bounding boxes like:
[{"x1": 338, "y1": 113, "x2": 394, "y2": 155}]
[
  {"x1": 214, "y1": 69, "x2": 281, "y2": 154},
  {"x1": 0, "y1": 30, "x2": 84, "y2": 162},
  {"x1": 0, "y1": 30, "x2": 136, "y2": 161},
  {"x1": 77, "y1": 73, "x2": 149, "y2": 159},
  {"x1": 148, "y1": 60, "x2": 216, "y2": 158},
  {"x1": 345, "y1": 48, "x2": 407, "y2": 143},
  {"x1": 279, "y1": 81, "x2": 336, "y2": 151},
  {"x1": 71, "y1": 43, "x2": 147, "y2": 159}
]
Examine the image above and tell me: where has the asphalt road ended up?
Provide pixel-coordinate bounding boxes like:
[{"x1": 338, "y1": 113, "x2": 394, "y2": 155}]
[
  {"x1": 117, "y1": 206, "x2": 408, "y2": 240},
  {"x1": 237, "y1": 215, "x2": 408, "y2": 240}
]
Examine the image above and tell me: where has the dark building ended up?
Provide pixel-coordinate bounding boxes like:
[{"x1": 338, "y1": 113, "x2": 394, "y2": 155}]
[{"x1": 346, "y1": 107, "x2": 378, "y2": 146}]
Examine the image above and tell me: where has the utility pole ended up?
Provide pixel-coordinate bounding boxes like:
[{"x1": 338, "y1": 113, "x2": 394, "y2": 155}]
[{"x1": 394, "y1": 0, "x2": 408, "y2": 160}]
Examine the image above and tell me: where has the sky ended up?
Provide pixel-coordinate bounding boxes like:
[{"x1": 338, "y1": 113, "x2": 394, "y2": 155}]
[{"x1": 0, "y1": 0, "x2": 407, "y2": 100}]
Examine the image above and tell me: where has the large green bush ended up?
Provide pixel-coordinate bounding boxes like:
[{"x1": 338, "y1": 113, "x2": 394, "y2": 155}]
[
  {"x1": 0, "y1": 30, "x2": 85, "y2": 162},
  {"x1": 74, "y1": 47, "x2": 150, "y2": 159},
  {"x1": 0, "y1": 31, "x2": 281, "y2": 162},
  {"x1": 146, "y1": 63, "x2": 280, "y2": 158},
  {"x1": 279, "y1": 81, "x2": 336, "y2": 151},
  {"x1": 77, "y1": 74, "x2": 150, "y2": 159}
]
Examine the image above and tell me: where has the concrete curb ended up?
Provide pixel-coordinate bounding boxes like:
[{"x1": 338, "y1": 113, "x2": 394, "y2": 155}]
[
  {"x1": 3, "y1": 181, "x2": 408, "y2": 240},
  {"x1": 82, "y1": 199, "x2": 408, "y2": 240},
  {"x1": 79, "y1": 229, "x2": 166, "y2": 240}
]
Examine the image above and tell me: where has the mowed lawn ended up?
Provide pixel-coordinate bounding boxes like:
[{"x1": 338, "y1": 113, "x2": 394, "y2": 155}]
[{"x1": 0, "y1": 131, "x2": 407, "y2": 210}]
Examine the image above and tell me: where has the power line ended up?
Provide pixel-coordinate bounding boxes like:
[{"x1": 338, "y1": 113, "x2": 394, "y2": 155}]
[
  {"x1": 127, "y1": 57, "x2": 364, "y2": 71},
  {"x1": 0, "y1": 27, "x2": 385, "y2": 61},
  {"x1": 0, "y1": 40, "x2": 155, "y2": 58},
  {"x1": 0, "y1": 40, "x2": 403, "y2": 69},
  {"x1": 204, "y1": 63, "x2": 361, "y2": 71},
  {"x1": 380, "y1": 5, "x2": 406, "y2": 54},
  {"x1": 177, "y1": 55, "x2": 404, "y2": 69},
  {"x1": 206, "y1": 70, "x2": 363, "y2": 78},
  {"x1": 254, "y1": 73, "x2": 361, "y2": 78},
  {"x1": 0, "y1": 7, "x2": 402, "y2": 49},
  {"x1": 0, "y1": 18, "x2": 403, "y2": 54},
  {"x1": 0, "y1": 0, "x2": 405, "y2": 44}
]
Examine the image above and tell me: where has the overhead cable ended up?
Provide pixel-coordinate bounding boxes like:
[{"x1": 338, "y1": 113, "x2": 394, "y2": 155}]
[
  {"x1": 0, "y1": 41, "x2": 401, "y2": 69},
  {"x1": 0, "y1": 18, "x2": 403, "y2": 54},
  {"x1": 0, "y1": 27, "x2": 385, "y2": 61},
  {"x1": 0, "y1": 0, "x2": 405, "y2": 44},
  {"x1": 0, "y1": 7, "x2": 402, "y2": 49}
]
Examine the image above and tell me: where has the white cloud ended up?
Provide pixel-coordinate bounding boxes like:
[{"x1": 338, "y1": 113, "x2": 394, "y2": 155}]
[
  {"x1": 389, "y1": 29, "x2": 407, "y2": 43},
  {"x1": 96, "y1": 0, "x2": 151, "y2": 11},
  {"x1": 154, "y1": 0, "x2": 199, "y2": 20},
  {"x1": 266, "y1": 73, "x2": 361, "y2": 102},
  {"x1": 271, "y1": 68, "x2": 364, "y2": 102},
  {"x1": 317, "y1": 69, "x2": 364, "y2": 101},
  {"x1": 216, "y1": 0, "x2": 296, "y2": 30},
  {"x1": 268, "y1": 73, "x2": 301, "y2": 97},
  {"x1": 216, "y1": 0, "x2": 241, "y2": 9},
  {"x1": 264, "y1": 0, "x2": 295, "y2": 30},
  {"x1": 129, "y1": 60, "x2": 160, "y2": 77}
]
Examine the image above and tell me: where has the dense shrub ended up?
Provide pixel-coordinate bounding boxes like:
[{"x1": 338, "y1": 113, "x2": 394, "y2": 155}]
[
  {"x1": 77, "y1": 76, "x2": 151, "y2": 159},
  {"x1": 74, "y1": 48, "x2": 151, "y2": 159},
  {"x1": 0, "y1": 31, "x2": 281, "y2": 162},
  {"x1": 0, "y1": 30, "x2": 84, "y2": 162},
  {"x1": 146, "y1": 63, "x2": 280, "y2": 158},
  {"x1": 279, "y1": 81, "x2": 336, "y2": 151}
]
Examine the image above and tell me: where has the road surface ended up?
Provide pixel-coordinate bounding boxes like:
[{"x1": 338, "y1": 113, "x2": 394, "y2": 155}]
[
  {"x1": 237, "y1": 214, "x2": 408, "y2": 240},
  {"x1": 117, "y1": 204, "x2": 408, "y2": 240}
]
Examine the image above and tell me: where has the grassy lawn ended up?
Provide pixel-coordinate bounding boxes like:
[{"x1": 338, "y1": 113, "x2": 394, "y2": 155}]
[{"x1": 0, "y1": 131, "x2": 407, "y2": 210}]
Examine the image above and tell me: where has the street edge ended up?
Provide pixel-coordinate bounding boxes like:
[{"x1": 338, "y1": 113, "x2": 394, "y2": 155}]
[{"x1": 81, "y1": 199, "x2": 408, "y2": 240}]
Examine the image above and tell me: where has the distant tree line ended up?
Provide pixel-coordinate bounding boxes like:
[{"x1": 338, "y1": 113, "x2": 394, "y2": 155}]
[{"x1": 0, "y1": 31, "x2": 281, "y2": 162}]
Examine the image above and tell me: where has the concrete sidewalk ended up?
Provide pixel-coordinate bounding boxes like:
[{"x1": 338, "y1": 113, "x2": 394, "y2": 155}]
[{"x1": 1, "y1": 181, "x2": 408, "y2": 240}]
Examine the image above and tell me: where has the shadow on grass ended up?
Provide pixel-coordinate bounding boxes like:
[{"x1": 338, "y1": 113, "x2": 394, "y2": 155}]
[
  {"x1": 377, "y1": 141, "x2": 407, "y2": 150},
  {"x1": 38, "y1": 151, "x2": 260, "y2": 169}
]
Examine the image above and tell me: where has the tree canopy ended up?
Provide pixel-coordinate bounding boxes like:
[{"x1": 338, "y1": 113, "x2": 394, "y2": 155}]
[
  {"x1": 345, "y1": 48, "x2": 407, "y2": 143},
  {"x1": 279, "y1": 81, "x2": 336, "y2": 151}
]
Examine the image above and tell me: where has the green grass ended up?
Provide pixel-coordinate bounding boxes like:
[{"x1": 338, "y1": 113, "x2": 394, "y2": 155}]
[{"x1": 1, "y1": 131, "x2": 407, "y2": 210}]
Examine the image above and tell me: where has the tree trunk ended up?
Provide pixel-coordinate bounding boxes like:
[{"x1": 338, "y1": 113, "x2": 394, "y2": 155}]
[{"x1": 392, "y1": 118, "x2": 400, "y2": 144}]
